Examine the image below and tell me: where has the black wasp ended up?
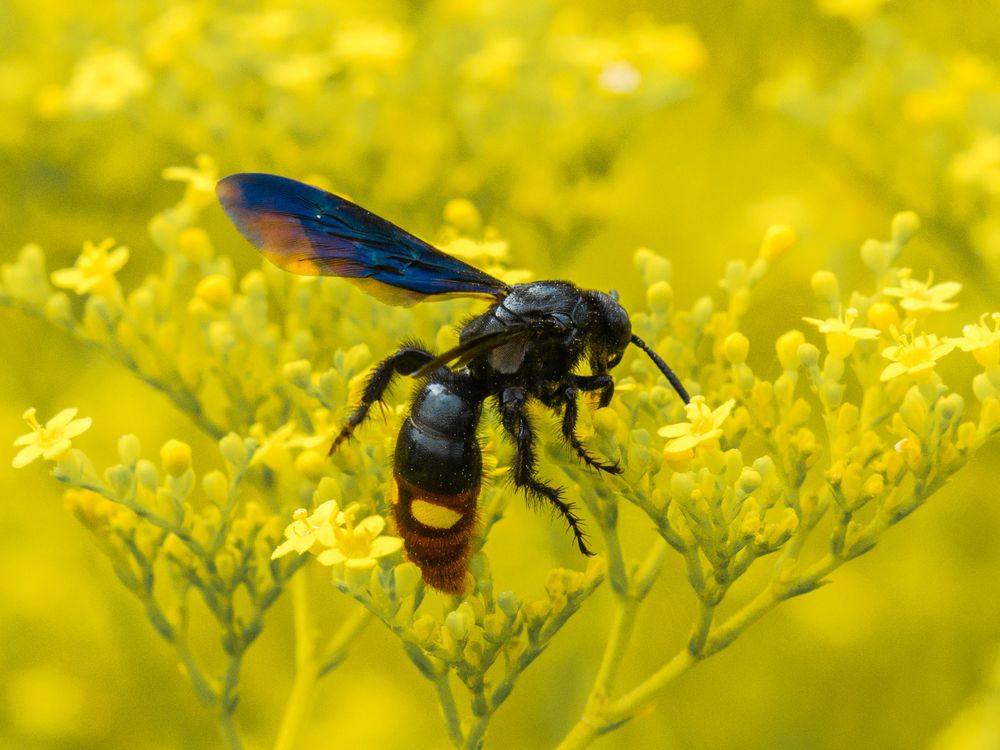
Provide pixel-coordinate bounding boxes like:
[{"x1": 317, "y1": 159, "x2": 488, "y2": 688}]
[{"x1": 217, "y1": 173, "x2": 690, "y2": 594}]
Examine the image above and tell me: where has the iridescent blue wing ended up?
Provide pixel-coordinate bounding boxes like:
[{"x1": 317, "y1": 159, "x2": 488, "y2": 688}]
[{"x1": 216, "y1": 173, "x2": 509, "y2": 305}]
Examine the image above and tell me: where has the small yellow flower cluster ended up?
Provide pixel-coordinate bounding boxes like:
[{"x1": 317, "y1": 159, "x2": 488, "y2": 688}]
[
  {"x1": 271, "y1": 497, "x2": 403, "y2": 578},
  {"x1": 52, "y1": 429, "x2": 288, "y2": 718},
  {"x1": 758, "y1": 19, "x2": 1000, "y2": 289},
  {"x1": 9, "y1": 1, "x2": 705, "y2": 269}
]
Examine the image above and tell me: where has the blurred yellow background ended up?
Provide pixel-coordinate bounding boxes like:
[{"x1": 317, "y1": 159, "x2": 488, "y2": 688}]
[{"x1": 2, "y1": 0, "x2": 1000, "y2": 748}]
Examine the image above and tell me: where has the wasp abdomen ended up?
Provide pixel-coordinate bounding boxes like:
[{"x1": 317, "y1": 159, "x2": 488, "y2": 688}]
[{"x1": 393, "y1": 380, "x2": 483, "y2": 594}]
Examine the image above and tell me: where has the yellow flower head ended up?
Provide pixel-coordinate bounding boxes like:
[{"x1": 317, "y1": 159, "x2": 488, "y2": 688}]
[
  {"x1": 314, "y1": 503, "x2": 403, "y2": 572},
  {"x1": 658, "y1": 396, "x2": 735, "y2": 455},
  {"x1": 51, "y1": 238, "x2": 129, "y2": 297},
  {"x1": 880, "y1": 323, "x2": 955, "y2": 382},
  {"x1": 882, "y1": 269, "x2": 961, "y2": 317},
  {"x1": 13, "y1": 407, "x2": 92, "y2": 468},
  {"x1": 949, "y1": 312, "x2": 1000, "y2": 369},
  {"x1": 271, "y1": 501, "x2": 403, "y2": 572},
  {"x1": 271, "y1": 500, "x2": 344, "y2": 558},
  {"x1": 802, "y1": 307, "x2": 881, "y2": 358}
]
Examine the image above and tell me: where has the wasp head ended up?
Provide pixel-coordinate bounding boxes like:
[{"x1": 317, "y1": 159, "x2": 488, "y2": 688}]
[{"x1": 582, "y1": 290, "x2": 632, "y2": 374}]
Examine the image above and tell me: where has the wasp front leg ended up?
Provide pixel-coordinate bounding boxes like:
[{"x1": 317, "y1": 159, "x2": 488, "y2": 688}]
[
  {"x1": 560, "y1": 383, "x2": 622, "y2": 475},
  {"x1": 330, "y1": 345, "x2": 435, "y2": 454},
  {"x1": 499, "y1": 387, "x2": 594, "y2": 556}
]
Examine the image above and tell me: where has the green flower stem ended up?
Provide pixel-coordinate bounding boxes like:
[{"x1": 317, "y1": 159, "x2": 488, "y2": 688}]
[
  {"x1": 559, "y1": 552, "x2": 847, "y2": 748},
  {"x1": 318, "y1": 606, "x2": 372, "y2": 676},
  {"x1": 432, "y1": 670, "x2": 464, "y2": 748},
  {"x1": 218, "y1": 709, "x2": 244, "y2": 750},
  {"x1": 274, "y1": 572, "x2": 318, "y2": 750},
  {"x1": 633, "y1": 538, "x2": 669, "y2": 599},
  {"x1": 176, "y1": 641, "x2": 217, "y2": 706},
  {"x1": 585, "y1": 596, "x2": 639, "y2": 715},
  {"x1": 688, "y1": 598, "x2": 716, "y2": 656},
  {"x1": 556, "y1": 649, "x2": 697, "y2": 750}
]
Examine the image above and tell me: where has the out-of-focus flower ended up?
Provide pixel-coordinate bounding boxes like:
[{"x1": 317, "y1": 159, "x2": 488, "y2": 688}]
[
  {"x1": 803, "y1": 307, "x2": 881, "y2": 358},
  {"x1": 13, "y1": 407, "x2": 92, "y2": 468},
  {"x1": 816, "y1": 0, "x2": 889, "y2": 22},
  {"x1": 63, "y1": 47, "x2": 150, "y2": 116},
  {"x1": 266, "y1": 53, "x2": 336, "y2": 92},
  {"x1": 950, "y1": 312, "x2": 1000, "y2": 369},
  {"x1": 881, "y1": 324, "x2": 955, "y2": 382},
  {"x1": 658, "y1": 396, "x2": 734, "y2": 455},
  {"x1": 598, "y1": 61, "x2": 642, "y2": 95},
  {"x1": 882, "y1": 269, "x2": 961, "y2": 316},
  {"x1": 948, "y1": 133, "x2": 1000, "y2": 196},
  {"x1": 163, "y1": 155, "x2": 219, "y2": 210},
  {"x1": 334, "y1": 21, "x2": 412, "y2": 70},
  {"x1": 462, "y1": 36, "x2": 524, "y2": 86},
  {"x1": 51, "y1": 239, "x2": 129, "y2": 297}
]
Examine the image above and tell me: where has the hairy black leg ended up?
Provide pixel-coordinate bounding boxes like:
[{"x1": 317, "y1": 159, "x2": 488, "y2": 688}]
[
  {"x1": 570, "y1": 373, "x2": 615, "y2": 408},
  {"x1": 499, "y1": 387, "x2": 594, "y2": 556},
  {"x1": 561, "y1": 387, "x2": 622, "y2": 474},
  {"x1": 329, "y1": 345, "x2": 434, "y2": 454}
]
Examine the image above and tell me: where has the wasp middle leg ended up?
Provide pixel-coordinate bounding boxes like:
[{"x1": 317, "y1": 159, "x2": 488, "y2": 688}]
[
  {"x1": 499, "y1": 386, "x2": 594, "y2": 556},
  {"x1": 330, "y1": 344, "x2": 434, "y2": 454}
]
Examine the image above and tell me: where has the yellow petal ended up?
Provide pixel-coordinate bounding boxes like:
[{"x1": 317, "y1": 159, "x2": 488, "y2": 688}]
[
  {"x1": 12, "y1": 443, "x2": 44, "y2": 468},
  {"x1": 46, "y1": 408, "x2": 79, "y2": 430}
]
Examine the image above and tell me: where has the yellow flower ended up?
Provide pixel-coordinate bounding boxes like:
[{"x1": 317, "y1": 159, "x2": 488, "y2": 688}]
[
  {"x1": 315, "y1": 504, "x2": 403, "y2": 571},
  {"x1": 13, "y1": 407, "x2": 92, "y2": 468},
  {"x1": 271, "y1": 500, "x2": 403, "y2": 571},
  {"x1": 880, "y1": 324, "x2": 955, "y2": 382},
  {"x1": 51, "y1": 238, "x2": 129, "y2": 297},
  {"x1": 64, "y1": 47, "x2": 150, "y2": 116},
  {"x1": 949, "y1": 312, "x2": 1000, "y2": 369},
  {"x1": 802, "y1": 307, "x2": 881, "y2": 358},
  {"x1": 163, "y1": 154, "x2": 219, "y2": 210},
  {"x1": 882, "y1": 269, "x2": 961, "y2": 316},
  {"x1": 271, "y1": 501, "x2": 344, "y2": 558},
  {"x1": 658, "y1": 396, "x2": 735, "y2": 454},
  {"x1": 334, "y1": 21, "x2": 412, "y2": 70}
]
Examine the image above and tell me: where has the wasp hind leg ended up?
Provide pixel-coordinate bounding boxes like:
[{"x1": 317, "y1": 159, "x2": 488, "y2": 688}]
[
  {"x1": 499, "y1": 386, "x2": 594, "y2": 557},
  {"x1": 329, "y1": 345, "x2": 434, "y2": 455}
]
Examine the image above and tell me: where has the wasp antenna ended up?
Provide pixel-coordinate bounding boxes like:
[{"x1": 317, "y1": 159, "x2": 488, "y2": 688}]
[{"x1": 630, "y1": 334, "x2": 690, "y2": 404}]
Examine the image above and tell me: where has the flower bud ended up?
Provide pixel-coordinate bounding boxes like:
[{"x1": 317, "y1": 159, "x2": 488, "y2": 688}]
[
  {"x1": 760, "y1": 224, "x2": 796, "y2": 260},
  {"x1": 867, "y1": 302, "x2": 899, "y2": 331},
  {"x1": 202, "y1": 470, "x2": 229, "y2": 506},
  {"x1": 195, "y1": 274, "x2": 233, "y2": 309},
  {"x1": 160, "y1": 439, "x2": 192, "y2": 477},
  {"x1": 646, "y1": 281, "x2": 673, "y2": 312},
  {"x1": 118, "y1": 434, "x2": 142, "y2": 465},
  {"x1": 776, "y1": 330, "x2": 805, "y2": 370},
  {"x1": 443, "y1": 198, "x2": 481, "y2": 232},
  {"x1": 891, "y1": 211, "x2": 920, "y2": 245},
  {"x1": 723, "y1": 332, "x2": 750, "y2": 365}
]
